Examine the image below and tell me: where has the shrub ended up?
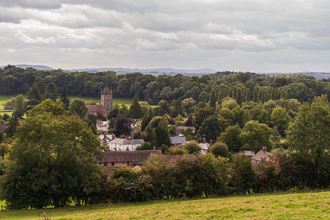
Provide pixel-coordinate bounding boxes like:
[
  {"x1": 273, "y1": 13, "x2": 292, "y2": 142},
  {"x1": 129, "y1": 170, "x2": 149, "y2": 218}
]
[
  {"x1": 208, "y1": 142, "x2": 229, "y2": 157},
  {"x1": 183, "y1": 140, "x2": 202, "y2": 154}
]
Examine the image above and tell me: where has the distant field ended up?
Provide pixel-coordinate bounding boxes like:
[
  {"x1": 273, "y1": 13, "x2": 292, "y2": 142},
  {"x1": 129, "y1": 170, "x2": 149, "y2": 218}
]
[
  {"x1": 68, "y1": 96, "x2": 133, "y2": 107},
  {"x1": 1, "y1": 190, "x2": 330, "y2": 219},
  {"x1": 0, "y1": 95, "x2": 134, "y2": 109},
  {"x1": 0, "y1": 95, "x2": 17, "y2": 110}
]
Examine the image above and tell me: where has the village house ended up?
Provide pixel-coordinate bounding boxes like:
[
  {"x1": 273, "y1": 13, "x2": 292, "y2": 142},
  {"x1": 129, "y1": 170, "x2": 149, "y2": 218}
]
[
  {"x1": 108, "y1": 137, "x2": 144, "y2": 151},
  {"x1": 170, "y1": 136, "x2": 187, "y2": 147},
  {"x1": 199, "y1": 138, "x2": 212, "y2": 155},
  {"x1": 97, "y1": 149, "x2": 161, "y2": 174},
  {"x1": 99, "y1": 133, "x2": 116, "y2": 147},
  {"x1": 176, "y1": 126, "x2": 196, "y2": 135},
  {"x1": 96, "y1": 121, "x2": 110, "y2": 132},
  {"x1": 251, "y1": 147, "x2": 273, "y2": 163}
]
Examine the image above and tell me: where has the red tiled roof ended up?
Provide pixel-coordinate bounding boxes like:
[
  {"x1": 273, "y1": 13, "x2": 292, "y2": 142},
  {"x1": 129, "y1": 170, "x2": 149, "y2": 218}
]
[
  {"x1": 87, "y1": 105, "x2": 106, "y2": 117},
  {"x1": 98, "y1": 150, "x2": 162, "y2": 163}
]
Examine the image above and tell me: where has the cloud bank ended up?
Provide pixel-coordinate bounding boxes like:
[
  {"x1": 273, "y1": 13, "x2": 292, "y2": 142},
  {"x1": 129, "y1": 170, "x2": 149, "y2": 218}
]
[{"x1": 1, "y1": 0, "x2": 330, "y2": 72}]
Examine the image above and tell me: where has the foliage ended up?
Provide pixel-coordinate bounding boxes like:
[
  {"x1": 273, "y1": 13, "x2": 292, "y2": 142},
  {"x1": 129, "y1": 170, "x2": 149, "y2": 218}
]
[
  {"x1": 270, "y1": 107, "x2": 291, "y2": 136},
  {"x1": 153, "y1": 116, "x2": 171, "y2": 149},
  {"x1": 221, "y1": 97, "x2": 238, "y2": 110},
  {"x1": 1, "y1": 113, "x2": 105, "y2": 209},
  {"x1": 4, "y1": 114, "x2": 19, "y2": 138},
  {"x1": 239, "y1": 120, "x2": 273, "y2": 152},
  {"x1": 69, "y1": 98, "x2": 88, "y2": 118},
  {"x1": 114, "y1": 114, "x2": 131, "y2": 137},
  {"x1": 229, "y1": 153, "x2": 255, "y2": 193},
  {"x1": 218, "y1": 125, "x2": 242, "y2": 152},
  {"x1": 14, "y1": 94, "x2": 25, "y2": 116},
  {"x1": 28, "y1": 99, "x2": 67, "y2": 117},
  {"x1": 198, "y1": 114, "x2": 226, "y2": 143},
  {"x1": 183, "y1": 140, "x2": 202, "y2": 154},
  {"x1": 129, "y1": 94, "x2": 143, "y2": 119},
  {"x1": 60, "y1": 86, "x2": 70, "y2": 110},
  {"x1": 208, "y1": 142, "x2": 229, "y2": 157},
  {"x1": 166, "y1": 147, "x2": 188, "y2": 155}
]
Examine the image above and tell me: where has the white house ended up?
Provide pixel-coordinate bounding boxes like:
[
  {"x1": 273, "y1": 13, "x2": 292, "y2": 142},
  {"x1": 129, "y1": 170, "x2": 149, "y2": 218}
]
[
  {"x1": 109, "y1": 138, "x2": 144, "y2": 151},
  {"x1": 97, "y1": 121, "x2": 110, "y2": 132}
]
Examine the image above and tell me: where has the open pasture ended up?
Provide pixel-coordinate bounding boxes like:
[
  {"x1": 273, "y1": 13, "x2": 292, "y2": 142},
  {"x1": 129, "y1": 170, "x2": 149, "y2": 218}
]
[{"x1": 1, "y1": 190, "x2": 329, "y2": 219}]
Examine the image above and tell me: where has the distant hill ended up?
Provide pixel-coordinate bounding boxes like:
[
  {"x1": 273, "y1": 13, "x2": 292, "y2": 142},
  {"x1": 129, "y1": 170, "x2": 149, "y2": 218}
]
[
  {"x1": 66, "y1": 67, "x2": 217, "y2": 75},
  {"x1": 0, "y1": 64, "x2": 53, "y2": 71}
]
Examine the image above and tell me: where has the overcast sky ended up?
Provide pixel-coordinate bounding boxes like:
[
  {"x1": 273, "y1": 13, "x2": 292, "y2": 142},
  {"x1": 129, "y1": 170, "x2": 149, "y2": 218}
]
[{"x1": 1, "y1": 0, "x2": 330, "y2": 72}]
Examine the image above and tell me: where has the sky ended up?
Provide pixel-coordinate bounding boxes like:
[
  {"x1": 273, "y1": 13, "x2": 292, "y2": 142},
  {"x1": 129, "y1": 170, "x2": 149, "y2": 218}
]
[{"x1": 1, "y1": 0, "x2": 330, "y2": 72}]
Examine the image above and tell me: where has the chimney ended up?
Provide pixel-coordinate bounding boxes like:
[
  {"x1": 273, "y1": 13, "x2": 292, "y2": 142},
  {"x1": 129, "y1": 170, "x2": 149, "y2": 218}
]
[
  {"x1": 210, "y1": 139, "x2": 212, "y2": 147},
  {"x1": 128, "y1": 136, "x2": 132, "y2": 141},
  {"x1": 203, "y1": 137, "x2": 206, "y2": 143},
  {"x1": 153, "y1": 145, "x2": 156, "y2": 150},
  {"x1": 126, "y1": 147, "x2": 130, "y2": 151},
  {"x1": 112, "y1": 134, "x2": 115, "y2": 140},
  {"x1": 263, "y1": 146, "x2": 267, "y2": 153}
]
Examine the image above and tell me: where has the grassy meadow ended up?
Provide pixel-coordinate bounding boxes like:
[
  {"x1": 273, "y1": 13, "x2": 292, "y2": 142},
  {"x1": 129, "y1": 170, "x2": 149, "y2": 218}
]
[{"x1": 1, "y1": 190, "x2": 330, "y2": 219}]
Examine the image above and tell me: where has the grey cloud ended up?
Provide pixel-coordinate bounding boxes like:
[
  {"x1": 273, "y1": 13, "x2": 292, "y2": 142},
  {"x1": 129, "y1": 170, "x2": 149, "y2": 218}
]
[{"x1": 0, "y1": 0, "x2": 61, "y2": 9}]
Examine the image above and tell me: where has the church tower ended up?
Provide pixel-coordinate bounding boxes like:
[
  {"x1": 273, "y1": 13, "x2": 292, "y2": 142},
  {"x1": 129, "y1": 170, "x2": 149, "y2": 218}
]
[{"x1": 101, "y1": 85, "x2": 113, "y2": 116}]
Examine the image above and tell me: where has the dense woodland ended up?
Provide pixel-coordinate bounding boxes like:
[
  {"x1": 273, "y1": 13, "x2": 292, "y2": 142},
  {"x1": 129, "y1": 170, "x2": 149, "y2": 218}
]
[{"x1": 1, "y1": 64, "x2": 330, "y2": 209}]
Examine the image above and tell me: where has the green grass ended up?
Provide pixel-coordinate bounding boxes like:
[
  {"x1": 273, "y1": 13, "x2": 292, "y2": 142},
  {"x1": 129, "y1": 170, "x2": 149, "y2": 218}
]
[
  {"x1": 68, "y1": 96, "x2": 133, "y2": 107},
  {"x1": 1, "y1": 190, "x2": 330, "y2": 219}
]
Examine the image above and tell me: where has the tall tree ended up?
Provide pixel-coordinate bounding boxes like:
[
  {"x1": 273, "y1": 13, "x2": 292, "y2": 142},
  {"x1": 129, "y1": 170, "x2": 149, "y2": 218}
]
[
  {"x1": 246, "y1": 88, "x2": 250, "y2": 102},
  {"x1": 141, "y1": 115, "x2": 147, "y2": 132},
  {"x1": 114, "y1": 114, "x2": 131, "y2": 137},
  {"x1": 4, "y1": 114, "x2": 19, "y2": 138},
  {"x1": 69, "y1": 99, "x2": 88, "y2": 118},
  {"x1": 209, "y1": 89, "x2": 217, "y2": 109},
  {"x1": 199, "y1": 114, "x2": 226, "y2": 143},
  {"x1": 153, "y1": 116, "x2": 171, "y2": 148},
  {"x1": 253, "y1": 87, "x2": 258, "y2": 102},
  {"x1": 60, "y1": 86, "x2": 70, "y2": 110},
  {"x1": 27, "y1": 85, "x2": 42, "y2": 102},
  {"x1": 1, "y1": 112, "x2": 105, "y2": 209},
  {"x1": 129, "y1": 94, "x2": 143, "y2": 118},
  {"x1": 236, "y1": 88, "x2": 242, "y2": 106},
  {"x1": 45, "y1": 82, "x2": 59, "y2": 102},
  {"x1": 14, "y1": 94, "x2": 25, "y2": 116},
  {"x1": 217, "y1": 89, "x2": 223, "y2": 105},
  {"x1": 36, "y1": 81, "x2": 46, "y2": 98}
]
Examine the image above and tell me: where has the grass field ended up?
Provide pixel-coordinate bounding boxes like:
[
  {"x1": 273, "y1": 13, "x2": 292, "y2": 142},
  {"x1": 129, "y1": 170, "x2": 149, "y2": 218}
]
[
  {"x1": 0, "y1": 95, "x2": 134, "y2": 110},
  {"x1": 1, "y1": 190, "x2": 330, "y2": 219}
]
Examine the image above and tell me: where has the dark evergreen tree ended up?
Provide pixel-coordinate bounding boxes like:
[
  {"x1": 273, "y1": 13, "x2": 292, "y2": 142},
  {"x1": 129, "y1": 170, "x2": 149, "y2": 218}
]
[
  {"x1": 27, "y1": 85, "x2": 42, "y2": 101},
  {"x1": 45, "y1": 83, "x2": 59, "y2": 102},
  {"x1": 217, "y1": 89, "x2": 223, "y2": 105},
  {"x1": 236, "y1": 88, "x2": 242, "y2": 106},
  {"x1": 228, "y1": 87, "x2": 233, "y2": 98},
  {"x1": 246, "y1": 88, "x2": 250, "y2": 102},
  {"x1": 209, "y1": 89, "x2": 217, "y2": 109},
  {"x1": 233, "y1": 86, "x2": 237, "y2": 100},
  {"x1": 129, "y1": 94, "x2": 143, "y2": 119},
  {"x1": 171, "y1": 100, "x2": 185, "y2": 117},
  {"x1": 60, "y1": 86, "x2": 70, "y2": 110},
  {"x1": 108, "y1": 108, "x2": 119, "y2": 119},
  {"x1": 114, "y1": 114, "x2": 131, "y2": 137},
  {"x1": 141, "y1": 115, "x2": 147, "y2": 132},
  {"x1": 36, "y1": 81, "x2": 46, "y2": 98},
  {"x1": 88, "y1": 114, "x2": 96, "y2": 127},
  {"x1": 153, "y1": 116, "x2": 171, "y2": 148},
  {"x1": 253, "y1": 87, "x2": 258, "y2": 102},
  {"x1": 4, "y1": 114, "x2": 19, "y2": 138},
  {"x1": 89, "y1": 123, "x2": 97, "y2": 135}
]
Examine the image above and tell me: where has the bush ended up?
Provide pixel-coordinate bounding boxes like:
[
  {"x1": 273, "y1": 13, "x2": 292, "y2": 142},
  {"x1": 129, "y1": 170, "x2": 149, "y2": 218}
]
[
  {"x1": 229, "y1": 153, "x2": 255, "y2": 193},
  {"x1": 208, "y1": 142, "x2": 229, "y2": 157},
  {"x1": 166, "y1": 147, "x2": 188, "y2": 155},
  {"x1": 183, "y1": 140, "x2": 202, "y2": 154},
  {"x1": 136, "y1": 142, "x2": 152, "y2": 150}
]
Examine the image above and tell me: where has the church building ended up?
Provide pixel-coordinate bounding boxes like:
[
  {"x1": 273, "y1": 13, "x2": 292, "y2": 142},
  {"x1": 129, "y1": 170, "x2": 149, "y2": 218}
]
[{"x1": 86, "y1": 86, "x2": 113, "y2": 119}]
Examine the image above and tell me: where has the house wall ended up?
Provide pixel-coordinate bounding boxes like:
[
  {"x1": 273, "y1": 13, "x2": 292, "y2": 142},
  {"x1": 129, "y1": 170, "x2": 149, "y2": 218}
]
[{"x1": 108, "y1": 143, "x2": 142, "y2": 151}]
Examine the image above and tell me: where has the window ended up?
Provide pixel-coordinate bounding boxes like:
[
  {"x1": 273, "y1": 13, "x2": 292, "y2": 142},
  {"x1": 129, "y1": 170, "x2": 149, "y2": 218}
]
[
  {"x1": 111, "y1": 162, "x2": 114, "y2": 166},
  {"x1": 104, "y1": 163, "x2": 107, "y2": 166}
]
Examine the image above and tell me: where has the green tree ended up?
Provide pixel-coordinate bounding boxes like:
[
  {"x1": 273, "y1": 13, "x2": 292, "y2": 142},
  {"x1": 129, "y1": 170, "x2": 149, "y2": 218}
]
[
  {"x1": 182, "y1": 97, "x2": 196, "y2": 115},
  {"x1": 45, "y1": 82, "x2": 59, "y2": 102},
  {"x1": 60, "y1": 86, "x2": 70, "y2": 110},
  {"x1": 236, "y1": 88, "x2": 242, "y2": 106},
  {"x1": 114, "y1": 114, "x2": 131, "y2": 137},
  {"x1": 199, "y1": 114, "x2": 226, "y2": 143},
  {"x1": 27, "y1": 85, "x2": 42, "y2": 102},
  {"x1": 36, "y1": 81, "x2": 46, "y2": 98},
  {"x1": 4, "y1": 114, "x2": 19, "y2": 138},
  {"x1": 193, "y1": 107, "x2": 214, "y2": 130},
  {"x1": 28, "y1": 99, "x2": 67, "y2": 117},
  {"x1": 229, "y1": 153, "x2": 254, "y2": 193},
  {"x1": 209, "y1": 89, "x2": 217, "y2": 109},
  {"x1": 14, "y1": 94, "x2": 25, "y2": 116},
  {"x1": 239, "y1": 120, "x2": 273, "y2": 152},
  {"x1": 217, "y1": 89, "x2": 223, "y2": 105},
  {"x1": 209, "y1": 142, "x2": 229, "y2": 157},
  {"x1": 218, "y1": 125, "x2": 242, "y2": 152},
  {"x1": 69, "y1": 99, "x2": 88, "y2": 118},
  {"x1": 129, "y1": 94, "x2": 143, "y2": 118},
  {"x1": 253, "y1": 86, "x2": 258, "y2": 102},
  {"x1": 246, "y1": 88, "x2": 250, "y2": 102},
  {"x1": 141, "y1": 115, "x2": 147, "y2": 132},
  {"x1": 153, "y1": 116, "x2": 171, "y2": 149},
  {"x1": 167, "y1": 147, "x2": 188, "y2": 155},
  {"x1": 183, "y1": 140, "x2": 202, "y2": 154},
  {"x1": 270, "y1": 107, "x2": 291, "y2": 136},
  {"x1": 221, "y1": 97, "x2": 238, "y2": 110},
  {"x1": 1, "y1": 113, "x2": 105, "y2": 209}
]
